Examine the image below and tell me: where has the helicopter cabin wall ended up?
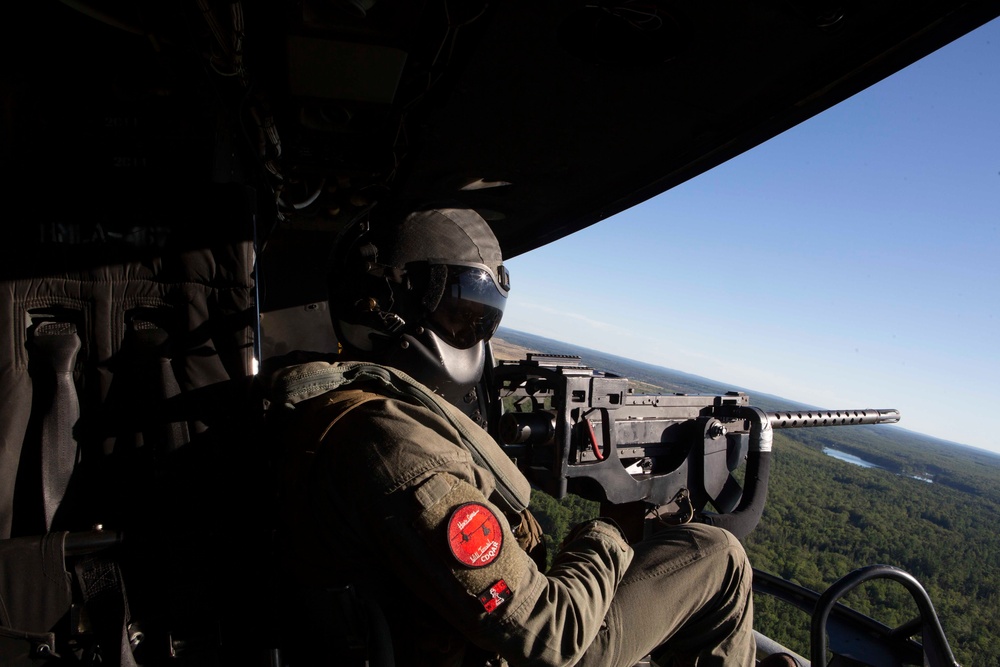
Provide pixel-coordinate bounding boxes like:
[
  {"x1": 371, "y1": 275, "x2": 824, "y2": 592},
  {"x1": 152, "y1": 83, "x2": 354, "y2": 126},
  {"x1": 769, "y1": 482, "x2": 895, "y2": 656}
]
[
  {"x1": 0, "y1": 185, "x2": 260, "y2": 660},
  {"x1": 0, "y1": 6, "x2": 266, "y2": 660},
  {"x1": 0, "y1": 2, "x2": 263, "y2": 539},
  {"x1": 0, "y1": 206, "x2": 258, "y2": 540}
]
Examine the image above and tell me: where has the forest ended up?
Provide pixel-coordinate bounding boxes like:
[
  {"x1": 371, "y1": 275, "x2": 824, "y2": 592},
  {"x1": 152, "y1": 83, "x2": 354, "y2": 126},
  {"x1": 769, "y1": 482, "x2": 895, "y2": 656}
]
[{"x1": 494, "y1": 329, "x2": 1000, "y2": 666}]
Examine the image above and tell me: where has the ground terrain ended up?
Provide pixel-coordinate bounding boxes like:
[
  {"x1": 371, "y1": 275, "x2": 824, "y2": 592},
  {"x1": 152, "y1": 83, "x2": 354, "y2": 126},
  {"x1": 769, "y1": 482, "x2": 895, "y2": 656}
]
[{"x1": 492, "y1": 329, "x2": 1000, "y2": 665}]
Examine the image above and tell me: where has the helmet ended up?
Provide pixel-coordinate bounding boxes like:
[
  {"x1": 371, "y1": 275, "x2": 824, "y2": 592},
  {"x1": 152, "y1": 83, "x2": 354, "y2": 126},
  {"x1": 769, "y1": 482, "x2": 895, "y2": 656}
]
[{"x1": 329, "y1": 207, "x2": 509, "y2": 413}]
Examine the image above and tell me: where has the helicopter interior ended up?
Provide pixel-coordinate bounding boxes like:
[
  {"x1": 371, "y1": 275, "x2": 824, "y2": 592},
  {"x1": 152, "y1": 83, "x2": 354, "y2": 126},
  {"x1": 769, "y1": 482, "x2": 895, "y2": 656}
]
[{"x1": 1, "y1": 1, "x2": 998, "y2": 665}]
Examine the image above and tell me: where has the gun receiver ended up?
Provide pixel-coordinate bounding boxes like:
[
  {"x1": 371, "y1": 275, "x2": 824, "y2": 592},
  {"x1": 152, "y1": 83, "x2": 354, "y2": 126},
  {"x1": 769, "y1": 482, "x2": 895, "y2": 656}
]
[{"x1": 488, "y1": 354, "x2": 899, "y2": 539}]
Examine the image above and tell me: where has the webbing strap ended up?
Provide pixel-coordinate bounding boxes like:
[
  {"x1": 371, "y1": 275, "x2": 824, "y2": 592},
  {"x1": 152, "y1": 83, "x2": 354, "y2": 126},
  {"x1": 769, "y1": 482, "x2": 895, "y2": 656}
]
[
  {"x1": 126, "y1": 315, "x2": 189, "y2": 451},
  {"x1": 74, "y1": 556, "x2": 138, "y2": 667},
  {"x1": 31, "y1": 322, "x2": 82, "y2": 530}
]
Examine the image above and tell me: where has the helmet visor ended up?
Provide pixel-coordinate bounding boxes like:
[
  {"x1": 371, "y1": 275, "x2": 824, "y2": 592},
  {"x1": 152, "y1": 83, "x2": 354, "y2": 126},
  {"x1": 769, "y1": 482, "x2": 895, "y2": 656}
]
[{"x1": 425, "y1": 265, "x2": 506, "y2": 349}]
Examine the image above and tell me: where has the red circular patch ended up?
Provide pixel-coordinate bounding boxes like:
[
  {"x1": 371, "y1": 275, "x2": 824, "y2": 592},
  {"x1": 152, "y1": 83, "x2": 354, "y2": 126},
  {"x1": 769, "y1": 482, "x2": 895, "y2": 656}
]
[{"x1": 447, "y1": 503, "x2": 503, "y2": 568}]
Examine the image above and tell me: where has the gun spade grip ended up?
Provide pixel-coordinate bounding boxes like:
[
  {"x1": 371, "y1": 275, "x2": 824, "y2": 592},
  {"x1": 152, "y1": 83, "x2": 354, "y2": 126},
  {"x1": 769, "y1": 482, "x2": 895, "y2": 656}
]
[
  {"x1": 698, "y1": 451, "x2": 772, "y2": 539},
  {"x1": 698, "y1": 406, "x2": 772, "y2": 539}
]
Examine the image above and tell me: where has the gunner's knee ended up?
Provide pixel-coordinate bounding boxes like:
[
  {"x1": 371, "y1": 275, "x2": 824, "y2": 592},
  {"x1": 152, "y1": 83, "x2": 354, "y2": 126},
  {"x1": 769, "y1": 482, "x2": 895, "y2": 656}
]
[
  {"x1": 678, "y1": 522, "x2": 747, "y2": 555},
  {"x1": 680, "y1": 523, "x2": 753, "y2": 591}
]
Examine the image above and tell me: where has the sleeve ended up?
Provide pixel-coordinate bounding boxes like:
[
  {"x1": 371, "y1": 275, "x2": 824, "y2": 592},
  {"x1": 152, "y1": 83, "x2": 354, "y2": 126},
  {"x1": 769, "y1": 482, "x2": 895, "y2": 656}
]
[{"x1": 312, "y1": 397, "x2": 634, "y2": 667}]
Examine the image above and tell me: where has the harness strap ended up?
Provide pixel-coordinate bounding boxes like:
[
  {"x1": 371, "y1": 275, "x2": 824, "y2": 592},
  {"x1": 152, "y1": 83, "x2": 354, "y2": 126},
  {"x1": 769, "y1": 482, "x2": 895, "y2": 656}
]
[
  {"x1": 30, "y1": 321, "x2": 82, "y2": 530},
  {"x1": 74, "y1": 555, "x2": 138, "y2": 667}
]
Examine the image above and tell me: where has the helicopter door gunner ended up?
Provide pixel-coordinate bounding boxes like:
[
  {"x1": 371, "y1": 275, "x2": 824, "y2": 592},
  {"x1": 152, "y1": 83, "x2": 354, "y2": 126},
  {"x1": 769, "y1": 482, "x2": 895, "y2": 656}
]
[{"x1": 269, "y1": 207, "x2": 757, "y2": 666}]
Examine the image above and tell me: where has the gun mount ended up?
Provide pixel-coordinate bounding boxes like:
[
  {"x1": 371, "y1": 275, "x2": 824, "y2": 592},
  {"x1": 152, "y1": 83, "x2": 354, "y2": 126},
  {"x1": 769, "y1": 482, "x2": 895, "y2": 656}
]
[{"x1": 489, "y1": 354, "x2": 900, "y2": 539}]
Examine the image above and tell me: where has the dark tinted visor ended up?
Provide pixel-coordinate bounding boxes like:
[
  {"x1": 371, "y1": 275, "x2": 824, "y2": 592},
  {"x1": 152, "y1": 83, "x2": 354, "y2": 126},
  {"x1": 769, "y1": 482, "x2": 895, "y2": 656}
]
[{"x1": 426, "y1": 265, "x2": 506, "y2": 349}]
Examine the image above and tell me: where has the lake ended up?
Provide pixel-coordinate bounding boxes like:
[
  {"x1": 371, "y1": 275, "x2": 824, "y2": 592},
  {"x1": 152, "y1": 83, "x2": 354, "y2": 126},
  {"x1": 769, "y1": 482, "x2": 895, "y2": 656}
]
[
  {"x1": 823, "y1": 447, "x2": 934, "y2": 483},
  {"x1": 822, "y1": 447, "x2": 883, "y2": 469}
]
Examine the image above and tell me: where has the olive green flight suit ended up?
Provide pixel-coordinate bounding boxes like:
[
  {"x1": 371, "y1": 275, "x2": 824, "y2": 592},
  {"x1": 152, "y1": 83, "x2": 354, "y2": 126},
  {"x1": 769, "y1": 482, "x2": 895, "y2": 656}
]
[{"x1": 273, "y1": 361, "x2": 754, "y2": 666}]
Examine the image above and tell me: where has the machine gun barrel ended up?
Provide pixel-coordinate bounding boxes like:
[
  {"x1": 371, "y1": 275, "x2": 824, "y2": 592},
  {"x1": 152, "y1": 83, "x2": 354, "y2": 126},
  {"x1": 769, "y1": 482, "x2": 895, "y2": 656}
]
[{"x1": 767, "y1": 408, "x2": 900, "y2": 429}]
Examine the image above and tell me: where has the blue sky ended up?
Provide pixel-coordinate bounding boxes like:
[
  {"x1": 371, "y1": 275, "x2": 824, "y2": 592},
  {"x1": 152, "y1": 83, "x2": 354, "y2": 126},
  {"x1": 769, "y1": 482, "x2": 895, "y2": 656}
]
[{"x1": 502, "y1": 18, "x2": 1000, "y2": 454}]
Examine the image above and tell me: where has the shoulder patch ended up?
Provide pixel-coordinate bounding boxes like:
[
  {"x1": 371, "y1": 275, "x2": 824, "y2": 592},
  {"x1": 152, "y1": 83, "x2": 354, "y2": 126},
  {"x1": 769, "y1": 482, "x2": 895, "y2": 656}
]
[
  {"x1": 447, "y1": 502, "x2": 503, "y2": 568},
  {"x1": 477, "y1": 579, "x2": 512, "y2": 614}
]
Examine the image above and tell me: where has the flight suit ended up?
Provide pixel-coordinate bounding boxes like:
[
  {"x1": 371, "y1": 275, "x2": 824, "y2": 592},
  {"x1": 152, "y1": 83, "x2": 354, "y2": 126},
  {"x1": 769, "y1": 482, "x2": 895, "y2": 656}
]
[{"x1": 272, "y1": 361, "x2": 755, "y2": 666}]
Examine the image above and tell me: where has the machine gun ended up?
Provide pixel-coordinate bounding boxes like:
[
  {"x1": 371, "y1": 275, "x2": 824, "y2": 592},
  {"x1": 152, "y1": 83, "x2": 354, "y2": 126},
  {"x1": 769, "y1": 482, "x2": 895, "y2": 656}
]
[
  {"x1": 488, "y1": 354, "x2": 900, "y2": 540},
  {"x1": 488, "y1": 355, "x2": 971, "y2": 665}
]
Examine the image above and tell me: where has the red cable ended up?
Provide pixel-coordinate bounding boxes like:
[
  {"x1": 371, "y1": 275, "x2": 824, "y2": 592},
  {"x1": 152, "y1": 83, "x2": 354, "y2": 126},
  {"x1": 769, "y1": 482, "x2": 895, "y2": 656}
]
[{"x1": 584, "y1": 417, "x2": 604, "y2": 461}]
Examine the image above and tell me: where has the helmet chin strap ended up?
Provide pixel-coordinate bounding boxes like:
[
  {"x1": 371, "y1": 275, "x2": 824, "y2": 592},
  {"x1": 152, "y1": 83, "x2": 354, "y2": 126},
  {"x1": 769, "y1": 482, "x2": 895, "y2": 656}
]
[{"x1": 383, "y1": 328, "x2": 487, "y2": 422}]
